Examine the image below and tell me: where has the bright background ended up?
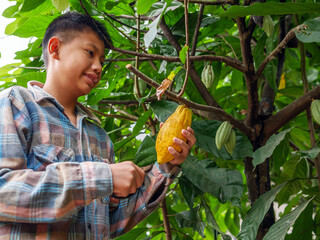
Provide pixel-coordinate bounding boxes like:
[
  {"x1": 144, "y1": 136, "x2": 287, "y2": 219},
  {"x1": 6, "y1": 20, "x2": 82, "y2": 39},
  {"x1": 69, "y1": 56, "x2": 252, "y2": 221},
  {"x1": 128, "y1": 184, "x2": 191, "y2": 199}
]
[{"x1": 0, "y1": 1, "x2": 30, "y2": 67}]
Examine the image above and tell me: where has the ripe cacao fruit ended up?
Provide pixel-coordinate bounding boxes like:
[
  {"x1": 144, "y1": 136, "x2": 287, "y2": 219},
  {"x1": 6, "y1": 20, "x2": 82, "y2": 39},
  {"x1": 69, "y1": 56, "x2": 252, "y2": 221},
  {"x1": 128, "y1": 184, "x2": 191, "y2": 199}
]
[
  {"x1": 311, "y1": 99, "x2": 320, "y2": 125},
  {"x1": 201, "y1": 64, "x2": 214, "y2": 89},
  {"x1": 215, "y1": 121, "x2": 232, "y2": 150},
  {"x1": 263, "y1": 15, "x2": 274, "y2": 37},
  {"x1": 225, "y1": 129, "x2": 236, "y2": 155},
  {"x1": 156, "y1": 105, "x2": 193, "y2": 165}
]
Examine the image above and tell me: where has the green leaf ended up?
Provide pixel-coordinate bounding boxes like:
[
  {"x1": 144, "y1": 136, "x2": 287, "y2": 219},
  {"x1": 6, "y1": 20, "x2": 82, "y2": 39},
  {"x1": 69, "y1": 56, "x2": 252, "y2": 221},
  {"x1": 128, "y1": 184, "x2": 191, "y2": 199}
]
[
  {"x1": 175, "y1": 207, "x2": 206, "y2": 237},
  {"x1": 289, "y1": 199, "x2": 313, "y2": 240},
  {"x1": 315, "y1": 209, "x2": 320, "y2": 237},
  {"x1": 150, "y1": 100, "x2": 179, "y2": 122},
  {"x1": 105, "y1": 2, "x2": 134, "y2": 16},
  {"x1": 51, "y1": 0, "x2": 70, "y2": 11},
  {"x1": 133, "y1": 110, "x2": 152, "y2": 135},
  {"x1": 300, "y1": 147, "x2": 320, "y2": 159},
  {"x1": 237, "y1": 183, "x2": 287, "y2": 240},
  {"x1": 264, "y1": 60, "x2": 277, "y2": 92},
  {"x1": 19, "y1": 0, "x2": 55, "y2": 17},
  {"x1": 87, "y1": 79, "x2": 117, "y2": 105},
  {"x1": 263, "y1": 198, "x2": 314, "y2": 240},
  {"x1": 20, "y1": 0, "x2": 46, "y2": 12},
  {"x1": 144, "y1": 1, "x2": 174, "y2": 48},
  {"x1": 136, "y1": 0, "x2": 157, "y2": 14},
  {"x1": 134, "y1": 135, "x2": 157, "y2": 167},
  {"x1": 220, "y1": 3, "x2": 320, "y2": 18},
  {"x1": 230, "y1": 69, "x2": 243, "y2": 91},
  {"x1": 296, "y1": 18, "x2": 320, "y2": 43},
  {"x1": 144, "y1": 13, "x2": 162, "y2": 48},
  {"x1": 114, "y1": 227, "x2": 148, "y2": 240},
  {"x1": 192, "y1": 120, "x2": 253, "y2": 160},
  {"x1": 203, "y1": 198, "x2": 232, "y2": 240},
  {"x1": 119, "y1": 146, "x2": 136, "y2": 162},
  {"x1": 114, "y1": 110, "x2": 152, "y2": 152},
  {"x1": 252, "y1": 128, "x2": 292, "y2": 167},
  {"x1": 273, "y1": 134, "x2": 289, "y2": 175},
  {"x1": 15, "y1": 72, "x2": 46, "y2": 87},
  {"x1": 179, "y1": 176, "x2": 202, "y2": 209},
  {"x1": 2, "y1": 3, "x2": 21, "y2": 18},
  {"x1": 179, "y1": 45, "x2": 189, "y2": 64},
  {"x1": 6, "y1": 15, "x2": 55, "y2": 38},
  {"x1": 182, "y1": 157, "x2": 243, "y2": 206},
  {"x1": 254, "y1": 32, "x2": 267, "y2": 68}
]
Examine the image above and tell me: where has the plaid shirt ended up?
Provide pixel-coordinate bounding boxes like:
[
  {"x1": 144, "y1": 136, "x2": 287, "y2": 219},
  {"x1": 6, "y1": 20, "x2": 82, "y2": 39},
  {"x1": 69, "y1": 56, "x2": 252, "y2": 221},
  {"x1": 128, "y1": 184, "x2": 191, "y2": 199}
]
[{"x1": 0, "y1": 81, "x2": 180, "y2": 240}]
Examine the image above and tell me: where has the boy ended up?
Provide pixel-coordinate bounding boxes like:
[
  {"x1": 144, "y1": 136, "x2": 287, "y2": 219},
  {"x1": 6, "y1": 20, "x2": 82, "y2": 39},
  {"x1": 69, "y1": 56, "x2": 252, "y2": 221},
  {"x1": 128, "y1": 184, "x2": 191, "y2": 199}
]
[{"x1": 0, "y1": 11, "x2": 196, "y2": 239}]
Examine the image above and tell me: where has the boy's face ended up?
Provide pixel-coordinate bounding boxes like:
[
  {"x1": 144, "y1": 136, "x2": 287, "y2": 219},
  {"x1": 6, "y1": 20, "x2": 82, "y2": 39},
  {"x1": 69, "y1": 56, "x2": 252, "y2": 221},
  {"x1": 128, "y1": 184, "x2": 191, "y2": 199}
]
[{"x1": 52, "y1": 29, "x2": 105, "y2": 97}]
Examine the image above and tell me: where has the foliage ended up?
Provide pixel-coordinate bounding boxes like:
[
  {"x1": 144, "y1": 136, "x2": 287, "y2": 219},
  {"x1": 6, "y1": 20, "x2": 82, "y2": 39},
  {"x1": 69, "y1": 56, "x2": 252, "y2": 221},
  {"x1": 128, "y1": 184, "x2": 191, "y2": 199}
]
[{"x1": 1, "y1": 0, "x2": 320, "y2": 239}]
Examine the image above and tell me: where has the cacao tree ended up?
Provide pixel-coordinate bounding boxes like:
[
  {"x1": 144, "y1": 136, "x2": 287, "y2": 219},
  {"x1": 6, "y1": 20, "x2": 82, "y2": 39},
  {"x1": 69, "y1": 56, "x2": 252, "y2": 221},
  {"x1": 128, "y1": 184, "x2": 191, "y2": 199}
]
[{"x1": 1, "y1": 0, "x2": 320, "y2": 239}]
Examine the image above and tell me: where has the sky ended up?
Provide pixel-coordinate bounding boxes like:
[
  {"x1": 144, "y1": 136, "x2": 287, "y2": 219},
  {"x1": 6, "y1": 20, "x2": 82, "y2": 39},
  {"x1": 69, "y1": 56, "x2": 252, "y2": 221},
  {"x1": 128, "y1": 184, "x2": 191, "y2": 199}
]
[{"x1": 0, "y1": 1, "x2": 30, "y2": 68}]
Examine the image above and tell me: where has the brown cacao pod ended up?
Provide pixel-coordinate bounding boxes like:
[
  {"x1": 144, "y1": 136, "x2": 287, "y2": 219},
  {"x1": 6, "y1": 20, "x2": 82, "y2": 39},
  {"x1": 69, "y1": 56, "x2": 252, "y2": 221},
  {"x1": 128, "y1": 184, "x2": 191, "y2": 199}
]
[{"x1": 156, "y1": 105, "x2": 193, "y2": 165}]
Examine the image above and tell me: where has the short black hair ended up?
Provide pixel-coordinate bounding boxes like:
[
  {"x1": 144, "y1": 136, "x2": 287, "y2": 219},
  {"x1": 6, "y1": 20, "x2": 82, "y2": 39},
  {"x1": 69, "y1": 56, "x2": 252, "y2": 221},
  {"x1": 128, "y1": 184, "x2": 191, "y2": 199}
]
[{"x1": 42, "y1": 11, "x2": 112, "y2": 68}]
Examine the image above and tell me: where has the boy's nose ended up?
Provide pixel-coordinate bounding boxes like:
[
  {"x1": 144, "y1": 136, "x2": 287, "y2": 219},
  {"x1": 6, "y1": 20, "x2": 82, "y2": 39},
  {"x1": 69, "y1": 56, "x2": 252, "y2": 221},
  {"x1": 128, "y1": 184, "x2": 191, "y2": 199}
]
[{"x1": 92, "y1": 58, "x2": 102, "y2": 75}]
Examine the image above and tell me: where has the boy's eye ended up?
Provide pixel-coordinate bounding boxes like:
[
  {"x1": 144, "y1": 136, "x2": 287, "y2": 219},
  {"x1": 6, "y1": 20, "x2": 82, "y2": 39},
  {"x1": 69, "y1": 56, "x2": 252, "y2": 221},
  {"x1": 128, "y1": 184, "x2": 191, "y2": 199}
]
[{"x1": 86, "y1": 50, "x2": 94, "y2": 56}]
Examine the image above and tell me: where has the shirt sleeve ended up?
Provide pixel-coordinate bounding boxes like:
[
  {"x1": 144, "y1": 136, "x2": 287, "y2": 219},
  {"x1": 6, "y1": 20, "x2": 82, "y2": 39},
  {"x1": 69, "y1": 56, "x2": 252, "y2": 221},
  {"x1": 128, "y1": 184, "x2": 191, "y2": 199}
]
[
  {"x1": 109, "y1": 159, "x2": 181, "y2": 238},
  {"x1": 0, "y1": 92, "x2": 114, "y2": 223}
]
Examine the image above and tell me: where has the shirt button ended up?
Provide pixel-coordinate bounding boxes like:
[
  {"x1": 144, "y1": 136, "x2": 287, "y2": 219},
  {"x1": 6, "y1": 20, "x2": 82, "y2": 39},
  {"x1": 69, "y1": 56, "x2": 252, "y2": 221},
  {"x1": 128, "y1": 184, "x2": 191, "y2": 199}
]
[{"x1": 88, "y1": 223, "x2": 92, "y2": 230}]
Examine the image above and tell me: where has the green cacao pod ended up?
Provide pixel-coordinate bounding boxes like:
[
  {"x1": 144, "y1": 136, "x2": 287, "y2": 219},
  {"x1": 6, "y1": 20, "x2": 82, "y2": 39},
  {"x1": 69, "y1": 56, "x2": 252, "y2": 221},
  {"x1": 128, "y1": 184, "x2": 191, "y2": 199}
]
[
  {"x1": 225, "y1": 129, "x2": 236, "y2": 155},
  {"x1": 133, "y1": 79, "x2": 147, "y2": 99},
  {"x1": 263, "y1": 15, "x2": 274, "y2": 37},
  {"x1": 201, "y1": 64, "x2": 214, "y2": 89},
  {"x1": 215, "y1": 121, "x2": 232, "y2": 150},
  {"x1": 311, "y1": 99, "x2": 320, "y2": 125}
]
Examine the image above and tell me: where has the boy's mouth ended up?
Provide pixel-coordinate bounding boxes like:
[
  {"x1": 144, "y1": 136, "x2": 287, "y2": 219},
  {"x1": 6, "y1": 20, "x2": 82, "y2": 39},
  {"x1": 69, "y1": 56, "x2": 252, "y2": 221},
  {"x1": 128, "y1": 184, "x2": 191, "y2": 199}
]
[{"x1": 84, "y1": 73, "x2": 99, "y2": 85}]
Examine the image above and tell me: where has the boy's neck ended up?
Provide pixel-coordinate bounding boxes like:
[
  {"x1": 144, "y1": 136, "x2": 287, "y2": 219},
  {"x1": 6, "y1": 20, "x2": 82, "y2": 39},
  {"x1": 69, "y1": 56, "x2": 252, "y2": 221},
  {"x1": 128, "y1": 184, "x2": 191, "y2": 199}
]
[{"x1": 43, "y1": 81, "x2": 77, "y2": 117}]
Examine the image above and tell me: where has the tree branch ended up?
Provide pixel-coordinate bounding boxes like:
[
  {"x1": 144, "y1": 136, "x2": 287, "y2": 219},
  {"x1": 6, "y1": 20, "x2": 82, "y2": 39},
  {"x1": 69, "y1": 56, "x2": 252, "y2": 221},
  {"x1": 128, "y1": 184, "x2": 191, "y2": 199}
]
[
  {"x1": 177, "y1": 0, "x2": 190, "y2": 99},
  {"x1": 256, "y1": 24, "x2": 307, "y2": 80},
  {"x1": 99, "y1": 97, "x2": 158, "y2": 106},
  {"x1": 259, "y1": 13, "x2": 287, "y2": 119},
  {"x1": 263, "y1": 85, "x2": 320, "y2": 139},
  {"x1": 191, "y1": 4, "x2": 204, "y2": 56},
  {"x1": 126, "y1": 64, "x2": 255, "y2": 139},
  {"x1": 112, "y1": 46, "x2": 243, "y2": 70},
  {"x1": 160, "y1": 198, "x2": 172, "y2": 240},
  {"x1": 237, "y1": 17, "x2": 257, "y2": 126},
  {"x1": 158, "y1": 18, "x2": 220, "y2": 107},
  {"x1": 88, "y1": 107, "x2": 138, "y2": 122}
]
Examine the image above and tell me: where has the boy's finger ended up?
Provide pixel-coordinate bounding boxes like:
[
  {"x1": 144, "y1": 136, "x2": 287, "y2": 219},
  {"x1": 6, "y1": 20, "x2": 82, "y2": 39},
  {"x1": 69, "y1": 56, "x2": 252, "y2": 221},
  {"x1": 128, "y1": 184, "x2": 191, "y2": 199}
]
[
  {"x1": 135, "y1": 165, "x2": 146, "y2": 186},
  {"x1": 182, "y1": 129, "x2": 196, "y2": 147},
  {"x1": 173, "y1": 138, "x2": 190, "y2": 158}
]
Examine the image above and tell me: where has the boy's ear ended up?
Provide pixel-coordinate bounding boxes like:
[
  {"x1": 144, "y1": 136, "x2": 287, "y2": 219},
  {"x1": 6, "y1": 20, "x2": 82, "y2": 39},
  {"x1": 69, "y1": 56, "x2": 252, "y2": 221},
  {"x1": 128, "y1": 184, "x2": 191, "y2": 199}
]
[{"x1": 48, "y1": 37, "x2": 60, "y2": 59}]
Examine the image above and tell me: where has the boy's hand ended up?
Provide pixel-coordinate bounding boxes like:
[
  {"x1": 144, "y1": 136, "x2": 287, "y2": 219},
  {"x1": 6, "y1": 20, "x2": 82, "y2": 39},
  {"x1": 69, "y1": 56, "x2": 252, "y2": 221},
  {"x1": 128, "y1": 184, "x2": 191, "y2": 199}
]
[
  {"x1": 109, "y1": 161, "x2": 145, "y2": 198},
  {"x1": 160, "y1": 124, "x2": 196, "y2": 166}
]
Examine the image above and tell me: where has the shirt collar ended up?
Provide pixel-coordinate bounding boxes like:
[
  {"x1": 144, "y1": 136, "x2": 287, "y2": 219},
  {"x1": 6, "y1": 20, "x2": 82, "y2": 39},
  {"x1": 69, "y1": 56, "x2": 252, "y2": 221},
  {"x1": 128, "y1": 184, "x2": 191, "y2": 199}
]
[{"x1": 27, "y1": 81, "x2": 101, "y2": 124}]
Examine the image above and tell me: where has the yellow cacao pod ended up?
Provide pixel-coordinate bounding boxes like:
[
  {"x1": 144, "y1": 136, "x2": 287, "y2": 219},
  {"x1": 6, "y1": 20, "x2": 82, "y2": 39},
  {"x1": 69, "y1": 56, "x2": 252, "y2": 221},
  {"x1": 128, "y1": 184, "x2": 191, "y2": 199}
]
[
  {"x1": 156, "y1": 105, "x2": 193, "y2": 165},
  {"x1": 311, "y1": 99, "x2": 320, "y2": 125},
  {"x1": 225, "y1": 129, "x2": 236, "y2": 155},
  {"x1": 215, "y1": 121, "x2": 232, "y2": 150},
  {"x1": 201, "y1": 64, "x2": 214, "y2": 89}
]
